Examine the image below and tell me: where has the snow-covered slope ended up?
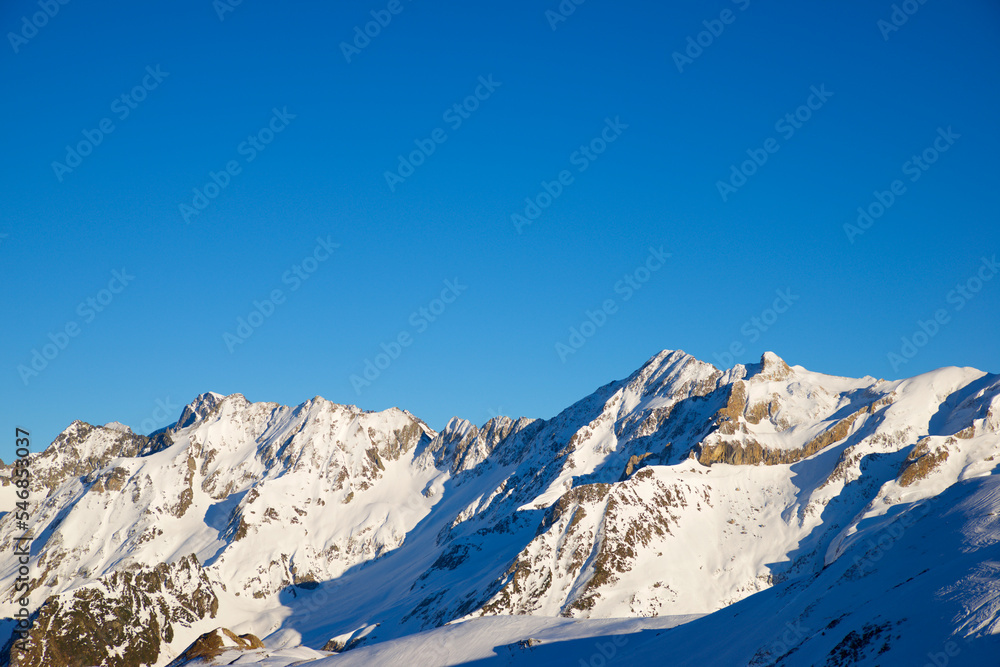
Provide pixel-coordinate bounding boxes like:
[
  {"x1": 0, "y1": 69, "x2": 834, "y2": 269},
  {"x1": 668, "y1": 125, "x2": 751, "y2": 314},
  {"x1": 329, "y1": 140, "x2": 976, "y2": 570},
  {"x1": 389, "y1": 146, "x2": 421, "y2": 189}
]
[{"x1": 1, "y1": 350, "x2": 998, "y2": 666}]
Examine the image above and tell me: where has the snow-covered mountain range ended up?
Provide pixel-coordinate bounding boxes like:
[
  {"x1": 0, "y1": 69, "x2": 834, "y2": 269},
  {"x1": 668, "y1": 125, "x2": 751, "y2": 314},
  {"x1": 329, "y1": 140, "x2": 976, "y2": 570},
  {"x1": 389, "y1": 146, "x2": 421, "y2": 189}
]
[{"x1": 2, "y1": 350, "x2": 999, "y2": 666}]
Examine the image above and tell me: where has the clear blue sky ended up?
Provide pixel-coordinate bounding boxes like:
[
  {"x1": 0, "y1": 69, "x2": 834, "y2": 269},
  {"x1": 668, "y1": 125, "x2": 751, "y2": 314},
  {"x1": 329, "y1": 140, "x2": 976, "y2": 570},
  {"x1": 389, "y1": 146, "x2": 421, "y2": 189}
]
[{"x1": 2, "y1": 0, "x2": 998, "y2": 460}]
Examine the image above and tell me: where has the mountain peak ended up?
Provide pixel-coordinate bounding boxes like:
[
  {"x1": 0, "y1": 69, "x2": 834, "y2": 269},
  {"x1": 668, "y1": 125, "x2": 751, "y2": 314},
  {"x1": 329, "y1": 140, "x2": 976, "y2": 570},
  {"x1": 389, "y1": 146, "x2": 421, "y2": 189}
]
[
  {"x1": 175, "y1": 391, "x2": 227, "y2": 430},
  {"x1": 751, "y1": 350, "x2": 793, "y2": 381},
  {"x1": 624, "y1": 349, "x2": 720, "y2": 401},
  {"x1": 102, "y1": 421, "x2": 133, "y2": 433},
  {"x1": 645, "y1": 348, "x2": 687, "y2": 367}
]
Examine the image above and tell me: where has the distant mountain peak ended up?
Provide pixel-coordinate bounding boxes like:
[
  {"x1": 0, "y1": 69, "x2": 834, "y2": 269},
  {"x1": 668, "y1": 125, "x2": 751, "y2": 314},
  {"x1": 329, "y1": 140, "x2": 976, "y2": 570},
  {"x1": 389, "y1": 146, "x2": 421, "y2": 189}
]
[
  {"x1": 754, "y1": 350, "x2": 794, "y2": 380},
  {"x1": 175, "y1": 391, "x2": 228, "y2": 430},
  {"x1": 103, "y1": 421, "x2": 133, "y2": 433}
]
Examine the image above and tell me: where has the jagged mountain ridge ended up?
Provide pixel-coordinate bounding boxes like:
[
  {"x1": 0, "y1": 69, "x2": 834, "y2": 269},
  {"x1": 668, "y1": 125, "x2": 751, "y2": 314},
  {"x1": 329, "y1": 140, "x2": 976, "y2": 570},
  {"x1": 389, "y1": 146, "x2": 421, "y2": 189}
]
[{"x1": 1, "y1": 349, "x2": 999, "y2": 666}]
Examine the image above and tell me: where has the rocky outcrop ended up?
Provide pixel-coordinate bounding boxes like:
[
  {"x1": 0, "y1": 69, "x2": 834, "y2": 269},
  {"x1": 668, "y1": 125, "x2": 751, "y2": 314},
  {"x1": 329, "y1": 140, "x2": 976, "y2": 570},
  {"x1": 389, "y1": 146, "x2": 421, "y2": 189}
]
[
  {"x1": 13, "y1": 422, "x2": 143, "y2": 497},
  {"x1": 0, "y1": 419, "x2": 176, "y2": 499},
  {"x1": 174, "y1": 392, "x2": 226, "y2": 431},
  {"x1": 429, "y1": 416, "x2": 538, "y2": 474},
  {"x1": 477, "y1": 469, "x2": 699, "y2": 619},
  {"x1": 897, "y1": 438, "x2": 952, "y2": 487},
  {"x1": 3, "y1": 555, "x2": 217, "y2": 667},
  {"x1": 753, "y1": 351, "x2": 793, "y2": 381},
  {"x1": 168, "y1": 628, "x2": 265, "y2": 666},
  {"x1": 700, "y1": 394, "x2": 895, "y2": 466}
]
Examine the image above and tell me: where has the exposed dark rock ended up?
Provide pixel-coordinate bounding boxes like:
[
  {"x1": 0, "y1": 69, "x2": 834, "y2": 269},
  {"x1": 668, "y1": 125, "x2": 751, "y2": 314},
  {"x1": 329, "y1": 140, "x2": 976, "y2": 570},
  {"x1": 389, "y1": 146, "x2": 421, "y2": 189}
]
[
  {"x1": 3, "y1": 555, "x2": 217, "y2": 667},
  {"x1": 168, "y1": 627, "x2": 264, "y2": 666}
]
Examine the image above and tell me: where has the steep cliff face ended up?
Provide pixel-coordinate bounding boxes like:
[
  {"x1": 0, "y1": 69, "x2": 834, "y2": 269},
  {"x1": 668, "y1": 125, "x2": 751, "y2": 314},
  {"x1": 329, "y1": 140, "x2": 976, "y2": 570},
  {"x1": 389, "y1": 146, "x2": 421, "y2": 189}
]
[{"x1": 1, "y1": 350, "x2": 998, "y2": 666}]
